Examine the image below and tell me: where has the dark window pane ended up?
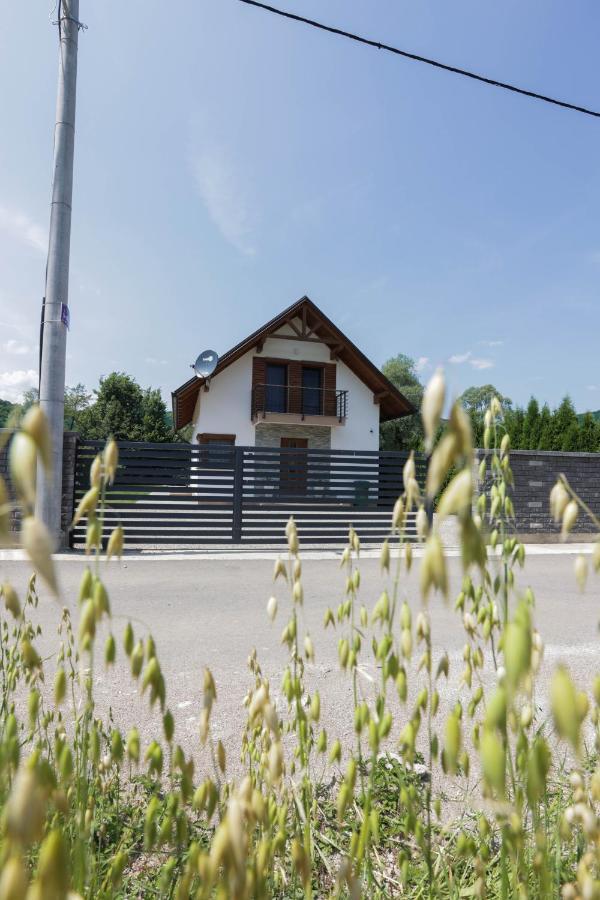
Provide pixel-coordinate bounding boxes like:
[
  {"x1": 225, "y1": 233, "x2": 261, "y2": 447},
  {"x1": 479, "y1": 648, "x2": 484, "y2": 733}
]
[
  {"x1": 302, "y1": 367, "x2": 322, "y2": 415},
  {"x1": 266, "y1": 364, "x2": 287, "y2": 412}
]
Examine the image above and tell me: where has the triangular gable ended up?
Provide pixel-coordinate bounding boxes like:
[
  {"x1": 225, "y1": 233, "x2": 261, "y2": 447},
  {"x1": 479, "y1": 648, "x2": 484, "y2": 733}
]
[{"x1": 172, "y1": 296, "x2": 415, "y2": 429}]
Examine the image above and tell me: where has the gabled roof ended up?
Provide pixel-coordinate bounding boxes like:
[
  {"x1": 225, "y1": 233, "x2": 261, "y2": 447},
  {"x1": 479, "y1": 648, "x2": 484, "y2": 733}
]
[{"x1": 172, "y1": 296, "x2": 415, "y2": 430}]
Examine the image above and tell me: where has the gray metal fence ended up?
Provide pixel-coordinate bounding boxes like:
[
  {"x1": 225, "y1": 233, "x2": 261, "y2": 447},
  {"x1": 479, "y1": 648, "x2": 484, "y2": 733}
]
[{"x1": 72, "y1": 441, "x2": 426, "y2": 546}]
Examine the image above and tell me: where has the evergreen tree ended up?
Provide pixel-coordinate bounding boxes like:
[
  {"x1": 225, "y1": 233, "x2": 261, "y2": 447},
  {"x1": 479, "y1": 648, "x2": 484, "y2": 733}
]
[
  {"x1": 579, "y1": 412, "x2": 600, "y2": 452},
  {"x1": 550, "y1": 396, "x2": 579, "y2": 451},
  {"x1": 521, "y1": 398, "x2": 541, "y2": 449},
  {"x1": 504, "y1": 407, "x2": 524, "y2": 449},
  {"x1": 537, "y1": 404, "x2": 553, "y2": 451}
]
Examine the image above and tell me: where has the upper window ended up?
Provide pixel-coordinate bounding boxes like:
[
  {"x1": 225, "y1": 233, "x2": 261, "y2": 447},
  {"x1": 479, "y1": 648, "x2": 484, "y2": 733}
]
[
  {"x1": 265, "y1": 363, "x2": 288, "y2": 413},
  {"x1": 301, "y1": 366, "x2": 322, "y2": 415}
]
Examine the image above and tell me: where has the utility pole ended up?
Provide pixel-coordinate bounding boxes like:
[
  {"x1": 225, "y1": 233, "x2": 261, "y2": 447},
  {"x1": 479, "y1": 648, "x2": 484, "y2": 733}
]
[{"x1": 37, "y1": 0, "x2": 81, "y2": 541}]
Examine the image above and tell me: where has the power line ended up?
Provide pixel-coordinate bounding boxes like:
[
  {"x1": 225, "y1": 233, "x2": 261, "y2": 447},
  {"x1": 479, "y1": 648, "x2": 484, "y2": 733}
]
[{"x1": 235, "y1": 0, "x2": 600, "y2": 120}]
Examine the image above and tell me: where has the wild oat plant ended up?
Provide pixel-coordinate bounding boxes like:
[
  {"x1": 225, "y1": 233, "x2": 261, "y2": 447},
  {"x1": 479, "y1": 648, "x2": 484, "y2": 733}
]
[{"x1": 0, "y1": 374, "x2": 599, "y2": 899}]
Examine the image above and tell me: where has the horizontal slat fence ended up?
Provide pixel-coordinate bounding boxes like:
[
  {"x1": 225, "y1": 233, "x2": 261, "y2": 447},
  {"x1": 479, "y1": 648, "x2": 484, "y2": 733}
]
[{"x1": 72, "y1": 441, "x2": 427, "y2": 547}]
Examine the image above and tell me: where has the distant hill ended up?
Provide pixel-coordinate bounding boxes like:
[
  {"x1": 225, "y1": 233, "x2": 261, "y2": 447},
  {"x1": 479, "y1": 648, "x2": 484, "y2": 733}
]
[{"x1": 578, "y1": 410, "x2": 600, "y2": 422}]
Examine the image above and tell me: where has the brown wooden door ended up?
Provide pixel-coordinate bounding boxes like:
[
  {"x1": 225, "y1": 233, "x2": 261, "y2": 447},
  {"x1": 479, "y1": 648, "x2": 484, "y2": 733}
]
[{"x1": 280, "y1": 438, "x2": 308, "y2": 495}]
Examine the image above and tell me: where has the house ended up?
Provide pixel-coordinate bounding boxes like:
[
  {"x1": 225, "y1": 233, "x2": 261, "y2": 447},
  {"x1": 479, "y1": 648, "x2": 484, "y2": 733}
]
[{"x1": 171, "y1": 296, "x2": 414, "y2": 453}]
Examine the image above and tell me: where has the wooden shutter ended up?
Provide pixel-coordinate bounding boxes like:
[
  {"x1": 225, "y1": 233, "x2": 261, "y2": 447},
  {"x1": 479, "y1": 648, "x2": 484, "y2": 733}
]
[
  {"x1": 252, "y1": 357, "x2": 266, "y2": 416},
  {"x1": 288, "y1": 361, "x2": 302, "y2": 414},
  {"x1": 323, "y1": 363, "x2": 337, "y2": 416}
]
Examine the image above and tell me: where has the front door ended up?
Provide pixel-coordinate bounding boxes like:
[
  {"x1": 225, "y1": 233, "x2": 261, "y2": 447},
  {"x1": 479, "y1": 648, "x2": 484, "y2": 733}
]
[{"x1": 280, "y1": 437, "x2": 308, "y2": 495}]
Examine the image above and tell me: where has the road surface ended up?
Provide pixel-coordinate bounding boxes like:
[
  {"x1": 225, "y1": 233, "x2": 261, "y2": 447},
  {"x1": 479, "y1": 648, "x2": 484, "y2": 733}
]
[{"x1": 0, "y1": 547, "x2": 597, "y2": 792}]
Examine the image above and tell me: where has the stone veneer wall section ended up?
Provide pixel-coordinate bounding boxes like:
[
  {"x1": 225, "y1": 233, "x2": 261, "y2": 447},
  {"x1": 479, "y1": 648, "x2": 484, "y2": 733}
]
[
  {"x1": 475, "y1": 449, "x2": 600, "y2": 538},
  {"x1": 255, "y1": 423, "x2": 331, "y2": 449}
]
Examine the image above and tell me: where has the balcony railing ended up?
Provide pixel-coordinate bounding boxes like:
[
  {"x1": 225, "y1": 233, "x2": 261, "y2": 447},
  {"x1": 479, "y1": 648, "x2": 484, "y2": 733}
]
[{"x1": 251, "y1": 383, "x2": 348, "y2": 422}]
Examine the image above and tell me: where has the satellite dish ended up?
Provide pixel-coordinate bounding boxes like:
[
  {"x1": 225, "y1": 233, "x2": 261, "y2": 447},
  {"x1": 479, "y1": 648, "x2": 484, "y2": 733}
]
[{"x1": 193, "y1": 349, "x2": 219, "y2": 380}]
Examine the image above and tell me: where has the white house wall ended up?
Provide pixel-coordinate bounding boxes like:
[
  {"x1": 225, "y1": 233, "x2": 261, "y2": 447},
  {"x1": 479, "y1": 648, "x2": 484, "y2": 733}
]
[
  {"x1": 192, "y1": 320, "x2": 381, "y2": 450},
  {"x1": 331, "y1": 361, "x2": 380, "y2": 451},
  {"x1": 192, "y1": 352, "x2": 255, "y2": 445},
  {"x1": 261, "y1": 332, "x2": 331, "y2": 364}
]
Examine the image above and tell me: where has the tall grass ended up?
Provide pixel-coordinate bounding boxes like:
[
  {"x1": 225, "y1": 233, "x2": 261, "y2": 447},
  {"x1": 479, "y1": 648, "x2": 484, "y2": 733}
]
[{"x1": 0, "y1": 376, "x2": 598, "y2": 899}]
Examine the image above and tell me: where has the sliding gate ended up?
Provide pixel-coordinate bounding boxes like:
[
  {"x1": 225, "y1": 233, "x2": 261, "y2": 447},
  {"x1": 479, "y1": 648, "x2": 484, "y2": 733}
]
[{"x1": 72, "y1": 441, "x2": 426, "y2": 547}]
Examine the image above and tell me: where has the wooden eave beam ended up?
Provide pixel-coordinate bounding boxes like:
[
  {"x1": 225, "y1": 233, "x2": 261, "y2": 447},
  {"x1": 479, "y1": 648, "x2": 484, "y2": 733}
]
[
  {"x1": 270, "y1": 332, "x2": 323, "y2": 343},
  {"x1": 373, "y1": 390, "x2": 389, "y2": 405}
]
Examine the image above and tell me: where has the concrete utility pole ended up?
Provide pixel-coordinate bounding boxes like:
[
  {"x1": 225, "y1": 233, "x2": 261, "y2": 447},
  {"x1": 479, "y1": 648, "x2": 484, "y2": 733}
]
[{"x1": 37, "y1": 0, "x2": 81, "y2": 540}]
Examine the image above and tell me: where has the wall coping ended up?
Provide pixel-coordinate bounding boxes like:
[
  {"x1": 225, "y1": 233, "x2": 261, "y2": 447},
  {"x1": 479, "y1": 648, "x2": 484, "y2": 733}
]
[{"x1": 476, "y1": 448, "x2": 600, "y2": 460}]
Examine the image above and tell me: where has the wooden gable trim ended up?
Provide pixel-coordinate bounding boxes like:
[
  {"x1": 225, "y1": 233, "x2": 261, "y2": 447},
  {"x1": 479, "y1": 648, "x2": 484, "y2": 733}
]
[{"x1": 172, "y1": 296, "x2": 415, "y2": 429}]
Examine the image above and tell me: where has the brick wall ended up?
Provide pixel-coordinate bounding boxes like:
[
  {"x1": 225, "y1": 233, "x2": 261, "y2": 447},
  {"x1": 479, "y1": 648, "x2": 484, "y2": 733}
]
[
  {"x1": 475, "y1": 449, "x2": 600, "y2": 539},
  {"x1": 0, "y1": 429, "x2": 78, "y2": 547}
]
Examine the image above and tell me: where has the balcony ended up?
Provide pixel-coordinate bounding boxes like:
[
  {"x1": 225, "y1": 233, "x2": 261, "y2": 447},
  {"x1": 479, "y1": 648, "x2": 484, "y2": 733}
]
[{"x1": 251, "y1": 383, "x2": 348, "y2": 425}]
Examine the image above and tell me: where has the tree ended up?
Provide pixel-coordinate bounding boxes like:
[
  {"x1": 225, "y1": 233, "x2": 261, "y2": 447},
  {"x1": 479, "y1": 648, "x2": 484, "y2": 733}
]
[
  {"x1": 78, "y1": 372, "x2": 171, "y2": 442},
  {"x1": 521, "y1": 398, "x2": 541, "y2": 450},
  {"x1": 549, "y1": 396, "x2": 579, "y2": 451},
  {"x1": 577, "y1": 412, "x2": 600, "y2": 453},
  {"x1": 459, "y1": 384, "x2": 512, "y2": 420},
  {"x1": 537, "y1": 404, "x2": 553, "y2": 451},
  {"x1": 504, "y1": 407, "x2": 524, "y2": 449},
  {"x1": 64, "y1": 383, "x2": 92, "y2": 431},
  {"x1": 458, "y1": 384, "x2": 512, "y2": 447},
  {"x1": 0, "y1": 399, "x2": 18, "y2": 428},
  {"x1": 378, "y1": 354, "x2": 424, "y2": 451},
  {"x1": 140, "y1": 388, "x2": 172, "y2": 442},
  {"x1": 21, "y1": 388, "x2": 39, "y2": 412}
]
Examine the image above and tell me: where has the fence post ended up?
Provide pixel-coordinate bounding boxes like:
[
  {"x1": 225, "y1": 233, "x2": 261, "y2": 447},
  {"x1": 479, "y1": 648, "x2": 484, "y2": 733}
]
[
  {"x1": 61, "y1": 431, "x2": 79, "y2": 550},
  {"x1": 232, "y1": 447, "x2": 244, "y2": 542},
  {"x1": 424, "y1": 453, "x2": 434, "y2": 528}
]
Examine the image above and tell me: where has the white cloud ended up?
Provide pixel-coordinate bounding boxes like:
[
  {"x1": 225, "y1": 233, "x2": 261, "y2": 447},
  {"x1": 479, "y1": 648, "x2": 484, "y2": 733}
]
[
  {"x1": 415, "y1": 356, "x2": 429, "y2": 373},
  {"x1": 448, "y1": 350, "x2": 494, "y2": 370},
  {"x1": 0, "y1": 207, "x2": 46, "y2": 254},
  {"x1": 587, "y1": 384, "x2": 600, "y2": 392},
  {"x1": 479, "y1": 339, "x2": 504, "y2": 348},
  {"x1": 0, "y1": 369, "x2": 38, "y2": 402},
  {"x1": 470, "y1": 357, "x2": 494, "y2": 370},
  {"x1": 3, "y1": 339, "x2": 31, "y2": 356},
  {"x1": 191, "y1": 150, "x2": 256, "y2": 256},
  {"x1": 145, "y1": 357, "x2": 168, "y2": 366}
]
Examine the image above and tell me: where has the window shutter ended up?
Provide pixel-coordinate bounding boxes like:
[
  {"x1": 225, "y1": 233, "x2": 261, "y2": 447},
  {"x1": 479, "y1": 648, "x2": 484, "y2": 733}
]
[
  {"x1": 324, "y1": 363, "x2": 337, "y2": 416},
  {"x1": 252, "y1": 357, "x2": 266, "y2": 417},
  {"x1": 288, "y1": 361, "x2": 302, "y2": 414}
]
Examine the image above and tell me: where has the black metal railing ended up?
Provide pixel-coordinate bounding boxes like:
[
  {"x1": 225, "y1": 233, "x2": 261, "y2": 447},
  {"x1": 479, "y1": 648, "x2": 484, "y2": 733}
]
[{"x1": 251, "y1": 383, "x2": 348, "y2": 421}]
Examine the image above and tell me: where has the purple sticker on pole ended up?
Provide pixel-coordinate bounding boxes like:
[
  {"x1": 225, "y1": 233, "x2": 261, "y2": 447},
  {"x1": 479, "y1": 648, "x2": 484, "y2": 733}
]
[{"x1": 60, "y1": 303, "x2": 70, "y2": 329}]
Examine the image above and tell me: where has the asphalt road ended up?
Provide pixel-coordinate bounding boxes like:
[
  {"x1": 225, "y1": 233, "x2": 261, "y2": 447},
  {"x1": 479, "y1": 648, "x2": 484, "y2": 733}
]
[{"x1": 0, "y1": 549, "x2": 597, "y2": 792}]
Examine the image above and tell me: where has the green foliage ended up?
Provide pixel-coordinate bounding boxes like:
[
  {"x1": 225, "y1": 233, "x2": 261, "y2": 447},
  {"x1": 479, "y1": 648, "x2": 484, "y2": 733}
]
[
  {"x1": 0, "y1": 398, "x2": 17, "y2": 427},
  {"x1": 459, "y1": 384, "x2": 512, "y2": 419},
  {"x1": 379, "y1": 354, "x2": 424, "y2": 451},
  {"x1": 78, "y1": 372, "x2": 171, "y2": 442},
  {"x1": 63, "y1": 383, "x2": 92, "y2": 431},
  {"x1": 461, "y1": 388, "x2": 600, "y2": 452},
  {"x1": 459, "y1": 384, "x2": 511, "y2": 446},
  {"x1": 20, "y1": 388, "x2": 39, "y2": 412}
]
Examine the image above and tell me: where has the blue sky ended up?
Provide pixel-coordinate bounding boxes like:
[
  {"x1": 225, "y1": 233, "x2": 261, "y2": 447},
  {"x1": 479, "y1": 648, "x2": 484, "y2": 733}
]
[{"x1": 1, "y1": 1, "x2": 599, "y2": 410}]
